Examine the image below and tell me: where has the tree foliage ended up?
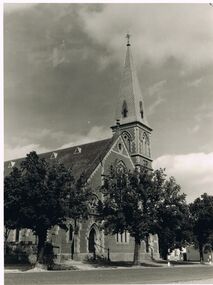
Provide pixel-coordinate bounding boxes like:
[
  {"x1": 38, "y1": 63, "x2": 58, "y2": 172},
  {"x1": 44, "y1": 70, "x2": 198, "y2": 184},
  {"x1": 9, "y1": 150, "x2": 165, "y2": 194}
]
[
  {"x1": 98, "y1": 167, "x2": 158, "y2": 264},
  {"x1": 98, "y1": 167, "x2": 190, "y2": 263},
  {"x1": 4, "y1": 151, "x2": 91, "y2": 265},
  {"x1": 5, "y1": 167, "x2": 23, "y2": 233},
  {"x1": 154, "y1": 176, "x2": 192, "y2": 259},
  {"x1": 190, "y1": 193, "x2": 213, "y2": 262}
]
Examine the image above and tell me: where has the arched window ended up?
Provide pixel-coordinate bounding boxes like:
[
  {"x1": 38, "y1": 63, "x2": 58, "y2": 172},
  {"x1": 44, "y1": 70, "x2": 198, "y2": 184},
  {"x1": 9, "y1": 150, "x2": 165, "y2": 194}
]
[
  {"x1": 143, "y1": 132, "x2": 150, "y2": 157},
  {"x1": 88, "y1": 228, "x2": 96, "y2": 253},
  {"x1": 122, "y1": 100, "x2": 128, "y2": 118},
  {"x1": 89, "y1": 194, "x2": 99, "y2": 211},
  {"x1": 116, "y1": 231, "x2": 130, "y2": 244},
  {"x1": 139, "y1": 101, "x2": 143, "y2": 119},
  {"x1": 122, "y1": 131, "x2": 132, "y2": 152},
  {"x1": 115, "y1": 160, "x2": 127, "y2": 174}
]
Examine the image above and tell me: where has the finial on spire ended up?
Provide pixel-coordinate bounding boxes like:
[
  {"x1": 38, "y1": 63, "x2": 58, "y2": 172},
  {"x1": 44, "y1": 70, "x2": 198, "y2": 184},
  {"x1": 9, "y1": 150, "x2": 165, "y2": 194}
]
[{"x1": 126, "y1": 33, "x2": 131, "y2": 46}]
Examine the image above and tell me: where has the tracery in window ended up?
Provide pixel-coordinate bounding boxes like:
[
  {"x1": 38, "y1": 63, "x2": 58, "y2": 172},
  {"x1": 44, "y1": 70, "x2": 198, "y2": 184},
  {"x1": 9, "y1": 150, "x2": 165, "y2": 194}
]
[
  {"x1": 115, "y1": 160, "x2": 127, "y2": 175},
  {"x1": 122, "y1": 131, "x2": 132, "y2": 152},
  {"x1": 89, "y1": 194, "x2": 99, "y2": 211}
]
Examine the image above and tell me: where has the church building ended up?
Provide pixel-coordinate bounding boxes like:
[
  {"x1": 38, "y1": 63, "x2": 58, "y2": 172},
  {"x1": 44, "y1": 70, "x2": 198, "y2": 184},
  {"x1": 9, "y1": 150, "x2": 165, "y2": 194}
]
[{"x1": 5, "y1": 36, "x2": 159, "y2": 262}]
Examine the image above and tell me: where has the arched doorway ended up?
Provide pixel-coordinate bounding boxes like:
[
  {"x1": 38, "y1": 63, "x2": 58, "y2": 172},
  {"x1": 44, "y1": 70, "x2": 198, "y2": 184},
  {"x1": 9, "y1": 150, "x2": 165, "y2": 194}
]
[{"x1": 88, "y1": 228, "x2": 96, "y2": 253}]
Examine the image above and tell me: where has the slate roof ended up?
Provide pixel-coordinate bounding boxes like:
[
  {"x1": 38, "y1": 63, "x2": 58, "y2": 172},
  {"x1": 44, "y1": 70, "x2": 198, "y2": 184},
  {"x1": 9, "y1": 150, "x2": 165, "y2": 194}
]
[{"x1": 4, "y1": 137, "x2": 116, "y2": 180}]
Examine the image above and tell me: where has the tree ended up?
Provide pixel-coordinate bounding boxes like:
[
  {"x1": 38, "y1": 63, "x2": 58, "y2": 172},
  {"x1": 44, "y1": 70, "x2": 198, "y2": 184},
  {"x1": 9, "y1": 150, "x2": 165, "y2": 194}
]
[
  {"x1": 4, "y1": 151, "x2": 91, "y2": 266},
  {"x1": 154, "y1": 176, "x2": 192, "y2": 259},
  {"x1": 4, "y1": 167, "x2": 23, "y2": 253},
  {"x1": 98, "y1": 167, "x2": 191, "y2": 264},
  {"x1": 97, "y1": 167, "x2": 160, "y2": 265},
  {"x1": 190, "y1": 193, "x2": 213, "y2": 262}
]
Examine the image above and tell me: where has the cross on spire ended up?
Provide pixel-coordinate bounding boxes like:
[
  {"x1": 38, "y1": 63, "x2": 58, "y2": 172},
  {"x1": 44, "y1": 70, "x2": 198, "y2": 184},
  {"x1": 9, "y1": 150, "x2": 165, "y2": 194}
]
[{"x1": 126, "y1": 33, "x2": 131, "y2": 46}]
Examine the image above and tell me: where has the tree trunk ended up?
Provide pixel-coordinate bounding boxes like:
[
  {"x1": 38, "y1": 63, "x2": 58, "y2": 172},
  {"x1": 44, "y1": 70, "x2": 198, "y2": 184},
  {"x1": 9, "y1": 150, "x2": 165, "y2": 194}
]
[
  {"x1": 37, "y1": 230, "x2": 47, "y2": 265},
  {"x1": 133, "y1": 237, "x2": 141, "y2": 265},
  {"x1": 162, "y1": 246, "x2": 169, "y2": 261},
  {"x1": 199, "y1": 243, "x2": 204, "y2": 263}
]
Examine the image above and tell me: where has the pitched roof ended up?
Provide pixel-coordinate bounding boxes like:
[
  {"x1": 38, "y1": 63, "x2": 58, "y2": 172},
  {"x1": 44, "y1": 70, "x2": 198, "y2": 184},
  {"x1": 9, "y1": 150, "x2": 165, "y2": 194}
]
[{"x1": 4, "y1": 137, "x2": 115, "y2": 180}]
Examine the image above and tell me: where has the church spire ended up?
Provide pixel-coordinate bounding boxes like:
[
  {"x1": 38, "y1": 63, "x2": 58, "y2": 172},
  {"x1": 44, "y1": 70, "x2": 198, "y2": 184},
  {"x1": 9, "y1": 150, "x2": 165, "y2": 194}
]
[
  {"x1": 112, "y1": 35, "x2": 153, "y2": 169},
  {"x1": 114, "y1": 34, "x2": 150, "y2": 128}
]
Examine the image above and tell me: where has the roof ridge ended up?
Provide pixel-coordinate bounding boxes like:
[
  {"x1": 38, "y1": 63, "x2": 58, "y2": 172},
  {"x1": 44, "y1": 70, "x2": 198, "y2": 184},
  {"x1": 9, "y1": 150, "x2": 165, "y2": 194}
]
[
  {"x1": 55, "y1": 137, "x2": 112, "y2": 153},
  {"x1": 4, "y1": 137, "x2": 112, "y2": 163}
]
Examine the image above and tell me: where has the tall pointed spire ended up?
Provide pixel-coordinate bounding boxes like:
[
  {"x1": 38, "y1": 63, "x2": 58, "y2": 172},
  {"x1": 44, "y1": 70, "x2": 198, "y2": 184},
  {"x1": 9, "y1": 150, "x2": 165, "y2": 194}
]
[
  {"x1": 115, "y1": 35, "x2": 149, "y2": 128},
  {"x1": 112, "y1": 35, "x2": 153, "y2": 169}
]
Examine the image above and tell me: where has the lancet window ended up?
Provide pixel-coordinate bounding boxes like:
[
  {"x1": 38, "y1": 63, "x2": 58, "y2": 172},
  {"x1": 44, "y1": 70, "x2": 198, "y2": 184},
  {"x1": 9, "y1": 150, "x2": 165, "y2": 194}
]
[
  {"x1": 122, "y1": 131, "x2": 132, "y2": 152},
  {"x1": 122, "y1": 100, "x2": 128, "y2": 118}
]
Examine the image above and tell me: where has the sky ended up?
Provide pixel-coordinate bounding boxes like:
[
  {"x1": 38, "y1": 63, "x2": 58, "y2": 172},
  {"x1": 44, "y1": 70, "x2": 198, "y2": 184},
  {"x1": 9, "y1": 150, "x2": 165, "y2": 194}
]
[{"x1": 4, "y1": 3, "x2": 213, "y2": 202}]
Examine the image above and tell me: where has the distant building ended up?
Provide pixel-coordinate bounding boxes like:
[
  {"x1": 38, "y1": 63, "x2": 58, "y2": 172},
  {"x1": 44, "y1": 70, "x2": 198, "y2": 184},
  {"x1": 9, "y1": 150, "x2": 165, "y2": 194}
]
[{"x1": 5, "y1": 37, "x2": 159, "y2": 261}]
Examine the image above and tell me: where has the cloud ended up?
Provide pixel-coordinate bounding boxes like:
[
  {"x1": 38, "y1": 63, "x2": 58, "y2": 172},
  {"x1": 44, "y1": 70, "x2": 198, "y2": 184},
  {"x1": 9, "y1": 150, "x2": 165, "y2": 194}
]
[
  {"x1": 147, "y1": 80, "x2": 166, "y2": 115},
  {"x1": 79, "y1": 4, "x2": 213, "y2": 69},
  {"x1": 59, "y1": 126, "x2": 111, "y2": 149},
  {"x1": 190, "y1": 124, "x2": 200, "y2": 134},
  {"x1": 189, "y1": 103, "x2": 213, "y2": 135},
  {"x1": 4, "y1": 144, "x2": 51, "y2": 161},
  {"x1": 4, "y1": 126, "x2": 111, "y2": 161},
  {"x1": 148, "y1": 80, "x2": 167, "y2": 97},
  {"x1": 147, "y1": 97, "x2": 165, "y2": 115},
  {"x1": 4, "y1": 3, "x2": 37, "y2": 14},
  {"x1": 153, "y1": 152, "x2": 213, "y2": 202},
  {"x1": 187, "y1": 77, "x2": 203, "y2": 88},
  {"x1": 52, "y1": 41, "x2": 66, "y2": 67}
]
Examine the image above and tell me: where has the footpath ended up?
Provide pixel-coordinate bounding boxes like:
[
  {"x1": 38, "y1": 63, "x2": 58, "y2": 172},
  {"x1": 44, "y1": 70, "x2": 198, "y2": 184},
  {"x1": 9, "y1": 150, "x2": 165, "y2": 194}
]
[{"x1": 4, "y1": 259, "x2": 213, "y2": 273}]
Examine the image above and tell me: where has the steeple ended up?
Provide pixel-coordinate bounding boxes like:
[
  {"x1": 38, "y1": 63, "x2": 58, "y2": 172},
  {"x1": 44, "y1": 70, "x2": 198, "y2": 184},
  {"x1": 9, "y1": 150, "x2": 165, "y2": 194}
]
[
  {"x1": 114, "y1": 34, "x2": 150, "y2": 128},
  {"x1": 112, "y1": 35, "x2": 153, "y2": 169}
]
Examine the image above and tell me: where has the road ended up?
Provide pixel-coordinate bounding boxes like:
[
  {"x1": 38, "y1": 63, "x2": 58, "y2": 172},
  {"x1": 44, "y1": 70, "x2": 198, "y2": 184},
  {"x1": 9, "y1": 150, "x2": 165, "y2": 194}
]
[{"x1": 4, "y1": 266, "x2": 213, "y2": 284}]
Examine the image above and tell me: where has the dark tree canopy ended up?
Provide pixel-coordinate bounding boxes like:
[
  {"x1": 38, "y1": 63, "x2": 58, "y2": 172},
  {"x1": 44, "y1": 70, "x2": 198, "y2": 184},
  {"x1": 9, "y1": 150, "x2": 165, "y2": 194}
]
[
  {"x1": 190, "y1": 193, "x2": 213, "y2": 261},
  {"x1": 5, "y1": 167, "x2": 23, "y2": 230},
  {"x1": 98, "y1": 167, "x2": 158, "y2": 264},
  {"x1": 98, "y1": 167, "x2": 191, "y2": 263},
  {"x1": 154, "y1": 176, "x2": 192, "y2": 259},
  {"x1": 4, "y1": 151, "x2": 91, "y2": 265}
]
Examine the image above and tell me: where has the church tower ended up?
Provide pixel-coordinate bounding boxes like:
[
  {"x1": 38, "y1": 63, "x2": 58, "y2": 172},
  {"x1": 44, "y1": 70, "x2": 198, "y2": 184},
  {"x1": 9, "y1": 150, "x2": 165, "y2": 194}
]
[{"x1": 112, "y1": 35, "x2": 152, "y2": 169}]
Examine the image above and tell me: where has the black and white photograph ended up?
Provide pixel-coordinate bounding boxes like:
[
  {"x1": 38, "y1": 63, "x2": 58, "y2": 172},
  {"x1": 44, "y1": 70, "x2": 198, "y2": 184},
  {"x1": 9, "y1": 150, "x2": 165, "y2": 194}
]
[{"x1": 3, "y1": 1, "x2": 213, "y2": 284}]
